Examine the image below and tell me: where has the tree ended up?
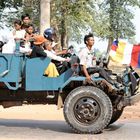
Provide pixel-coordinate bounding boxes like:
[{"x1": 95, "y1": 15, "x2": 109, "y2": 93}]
[
  {"x1": 0, "y1": 0, "x2": 23, "y2": 28},
  {"x1": 40, "y1": 0, "x2": 50, "y2": 34},
  {"x1": 1, "y1": 0, "x2": 140, "y2": 52},
  {"x1": 22, "y1": 0, "x2": 40, "y2": 32},
  {"x1": 51, "y1": 0, "x2": 97, "y2": 49},
  {"x1": 94, "y1": 0, "x2": 140, "y2": 53}
]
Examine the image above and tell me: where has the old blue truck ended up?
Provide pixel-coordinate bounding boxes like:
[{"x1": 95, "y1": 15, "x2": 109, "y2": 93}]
[{"x1": 0, "y1": 41, "x2": 139, "y2": 134}]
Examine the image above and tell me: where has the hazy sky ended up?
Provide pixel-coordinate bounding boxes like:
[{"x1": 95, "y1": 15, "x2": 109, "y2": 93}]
[{"x1": 133, "y1": 8, "x2": 140, "y2": 42}]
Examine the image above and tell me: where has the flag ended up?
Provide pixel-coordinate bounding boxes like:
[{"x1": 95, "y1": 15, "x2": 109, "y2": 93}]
[
  {"x1": 109, "y1": 40, "x2": 140, "y2": 68},
  {"x1": 130, "y1": 44, "x2": 140, "y2": 68}
]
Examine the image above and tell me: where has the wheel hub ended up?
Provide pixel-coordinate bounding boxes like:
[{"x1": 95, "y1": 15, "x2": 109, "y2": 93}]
[{"x1": 74, "y1": 97, "x2": 101, "y2": 125}]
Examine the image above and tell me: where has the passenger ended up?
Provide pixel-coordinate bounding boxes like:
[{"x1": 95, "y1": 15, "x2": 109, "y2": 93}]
[
  {"x1": 24, "y1": 24, "x2": 35, "y2": 49},
  {"x1": 43, "y1": 28, "x2": 71, "y2": 74},
  {"x1": 29, "y1": 35, "x2": 47, "y2": 58},
  {"x1": 25, "y1": 24, "x2": 35, "y2": 39},
  {"x1": 29, "y1": 35, "x2": 69, "y2": 77},
  {"x1": 21, "y1": 14, "x2": 32, "y2": 30},
  {"x1": 12, "y1": 19, "x2": 26, "y2": 41},
  {"x1": 11, "y1": 19, "x2": 33, "y2": 54},
  {"x1": 78, "y1": 33, "x2": 120, "y2": 87},
  {"x1": 43, "y1": 41, "x2": 70, "y2": 62},
  {"x1": 30, "y1": 35, "x2": 69, "y2": 62},
  {"x1": 44, "y1": 41, "x2": 71, "y2": 77}
]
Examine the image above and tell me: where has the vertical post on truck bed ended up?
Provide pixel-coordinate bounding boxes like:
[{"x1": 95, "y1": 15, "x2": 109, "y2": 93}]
[{"x1": 15, "y1": 41, "x2": 20, "y2": 53}]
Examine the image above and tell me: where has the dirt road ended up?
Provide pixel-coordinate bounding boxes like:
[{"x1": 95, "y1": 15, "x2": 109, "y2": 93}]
[{"x1": 0, "y1": 103, "x2": 140, "y2": 140}]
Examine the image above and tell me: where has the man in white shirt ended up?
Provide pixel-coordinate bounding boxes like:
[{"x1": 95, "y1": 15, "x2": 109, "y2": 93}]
[
  {"x1": 79, "y1": 33, "x2": 115, "y2": 85},
  {"x1": 0, "y1": 28, "x2": 16, "y2": 53},
  {"x1": 0, "y1": 28, "x2": 30, "y2": 54}
]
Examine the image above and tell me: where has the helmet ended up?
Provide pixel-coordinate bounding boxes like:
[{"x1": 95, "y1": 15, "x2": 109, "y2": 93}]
[{"x1": 43, "y1": 28, "x2": 55, "y2": 41}]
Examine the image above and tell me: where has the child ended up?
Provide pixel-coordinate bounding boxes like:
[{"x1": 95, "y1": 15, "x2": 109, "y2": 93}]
[
  {"x1": 25, "y1": 24, "x2": 35, "y2": 49},
  {"x1": 25, "y1": 24, "x2": 35, "y2": 38}
]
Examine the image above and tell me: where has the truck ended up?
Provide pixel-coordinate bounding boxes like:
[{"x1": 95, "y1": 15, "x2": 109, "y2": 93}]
[{"x1": 0, "y1": 41, "x2": 139, "y2": 134}]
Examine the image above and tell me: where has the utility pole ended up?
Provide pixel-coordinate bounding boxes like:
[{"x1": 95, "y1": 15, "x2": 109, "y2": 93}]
[{"x1": 40, "y1": 0, "x2": 50, "y2": 35}]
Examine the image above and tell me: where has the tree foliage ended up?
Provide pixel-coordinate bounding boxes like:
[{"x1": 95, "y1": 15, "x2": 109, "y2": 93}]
[
  {"x1": 97, "y1": 0, "x2": 140, "y2": 40},
  {"x1": 0, "y1": 0, "x2": 140, "y2": 50},
  {"x1": 50, "y1": 0, "x2": 97, "y2": 47},
  {"x1": 0, "y1": 0, "x2": 40, "y2": 29},
  {"x1": 0, "y1": 0, "x2": 23, "y2": 28}
]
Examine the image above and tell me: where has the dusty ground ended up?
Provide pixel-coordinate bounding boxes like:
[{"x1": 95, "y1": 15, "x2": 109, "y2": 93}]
[
  {"x1": 0, "y1": 105, "x2": 64, "y2": 121},
  {"x1": 120, "y1": 102, "x2": 140, "y2": 120},
  {"x1": 0, "y1": 101, "x2": 140, "y2": 122}
]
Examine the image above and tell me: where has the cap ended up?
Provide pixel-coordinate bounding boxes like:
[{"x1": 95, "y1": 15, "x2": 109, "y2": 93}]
[{"x1": 33, "y1": 35, "x2": 46, "y2": 45}]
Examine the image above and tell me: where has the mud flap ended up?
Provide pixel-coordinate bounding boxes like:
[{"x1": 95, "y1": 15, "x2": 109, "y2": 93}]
[
  {"x1": 57, "y1": 93, "x2": 63, "y2": 110},
  {"x1": 2, "y1": 101, "x2": 22, "y2": 108}
]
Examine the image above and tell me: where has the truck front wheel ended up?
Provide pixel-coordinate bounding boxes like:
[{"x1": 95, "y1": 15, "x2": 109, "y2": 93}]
[
  {"x1": 63, "y1": 86, "x2": 112, "y2": 134},
  {"x1": 109, "y1": 108, "x2": 124, "y2": 125}
]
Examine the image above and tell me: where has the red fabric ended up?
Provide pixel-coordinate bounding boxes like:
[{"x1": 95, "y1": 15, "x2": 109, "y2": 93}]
[{"x1": 130, "y1": 45, "x2": 140, "y2": 67}]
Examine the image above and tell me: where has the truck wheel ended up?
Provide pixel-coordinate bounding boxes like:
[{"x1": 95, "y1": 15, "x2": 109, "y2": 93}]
[
  {"x1": 63, "y1": 86, "x2": 112, "y2": 134},
  {"x1": 109, "y1": 109, "x2": 123, "y2": 125}
]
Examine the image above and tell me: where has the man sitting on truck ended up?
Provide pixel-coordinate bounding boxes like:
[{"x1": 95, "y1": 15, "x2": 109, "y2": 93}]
[{"x1": 78, "y1": 33, "x2": 121, "y2": 89}]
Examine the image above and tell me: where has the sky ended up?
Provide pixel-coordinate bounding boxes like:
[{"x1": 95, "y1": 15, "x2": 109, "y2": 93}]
[{"x1": 133, "y1": 8, "x2": 140, "y2": 43}]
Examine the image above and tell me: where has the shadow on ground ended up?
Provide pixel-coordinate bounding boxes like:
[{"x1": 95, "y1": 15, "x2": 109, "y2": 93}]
[
  {"x1": 0, "y1": 118, "x2": 124, "y2": 134},
  {"x1": 0, "y1": 118, "x2": 73, "y2": 133}
]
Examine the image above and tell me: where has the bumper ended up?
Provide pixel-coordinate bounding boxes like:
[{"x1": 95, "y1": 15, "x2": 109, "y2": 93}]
[{"x1": 129, "y1": 91, "x2": 140, "y2": 105}]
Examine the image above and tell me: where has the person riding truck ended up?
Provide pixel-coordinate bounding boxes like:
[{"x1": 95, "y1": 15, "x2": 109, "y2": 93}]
[{"x1": 78, "y1": 33, "x2": 121, "y2": 89}]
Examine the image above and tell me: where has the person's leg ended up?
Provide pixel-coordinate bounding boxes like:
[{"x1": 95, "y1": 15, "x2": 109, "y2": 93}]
[
  {"x1": 87, "y1": 67, "x2": 99, "y2": 74},
  {"x1": 59, "y1": 61, "x2": 70, "y2": 74},
  {"x1": 87, "y1": 67, "x2": 114, "y2": 84},
  {"x1": 97, "y1": 68, "x2": 114, "y2": 84}
]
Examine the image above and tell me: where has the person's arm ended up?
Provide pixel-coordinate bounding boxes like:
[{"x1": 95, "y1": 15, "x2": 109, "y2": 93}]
[
  {"x1": 56, "y1": 50, "x2": 67, "y2": 55},
  {"x1": 44, "y1": 50, "x2": 66, "y2": 62},
  {"x1": 20, "y1": 47, "x2": 32, "y2": 54},
  {"x1": 79, "y1": 49, "x2": 91, "y2": 80},
  {"x1": 82, "y1": 65, "x2": 91, "y2": 80}
]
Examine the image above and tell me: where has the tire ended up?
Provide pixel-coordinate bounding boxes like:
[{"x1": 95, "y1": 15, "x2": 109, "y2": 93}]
[
  {"x1": 63, "y1": 86, "x2": 113, "y2": 134},
  {"x1": 109, "y1": 109, "x2": 123, "y2": 125}
]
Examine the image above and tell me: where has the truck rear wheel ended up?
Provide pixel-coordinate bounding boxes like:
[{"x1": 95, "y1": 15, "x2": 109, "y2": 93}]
[{"x1": 63, "y1": 86, "x2": 112, "y2": 134}]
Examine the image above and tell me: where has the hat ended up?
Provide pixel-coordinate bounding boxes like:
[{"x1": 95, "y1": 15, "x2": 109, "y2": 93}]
[{"x1": 33, "y1": 35, "x2": 47, "y2": 45}]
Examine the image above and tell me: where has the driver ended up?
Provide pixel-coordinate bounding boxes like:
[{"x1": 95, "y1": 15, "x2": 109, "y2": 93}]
[
  {"x1": 43, "y1": 28, "x2": 69, "y2": 74},
  {"x1": 43, "y1": 28, "x2": 80, "y2": 74}
]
